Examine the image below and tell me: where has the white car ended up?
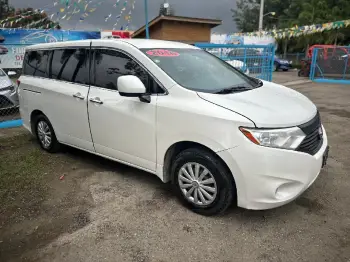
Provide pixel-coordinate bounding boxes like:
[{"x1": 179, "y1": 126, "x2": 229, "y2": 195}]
[
  {"x1": 206, "y1": 49, "x2": 249, "y2": 74},
  {"x1": 225, "y1": 59, "x2": 250, "y2": 75},
  {"x1": 18, "y1": 39, "x2": 329, "y2": 215},
  {"x1": 0, "y1": 69, "x2": 18, "y2": 111}
]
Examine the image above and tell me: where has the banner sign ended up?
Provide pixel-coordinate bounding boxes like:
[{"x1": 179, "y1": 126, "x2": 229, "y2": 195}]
[{"x1": 0, "y1": 29, "x2": 100, "y2": 69}]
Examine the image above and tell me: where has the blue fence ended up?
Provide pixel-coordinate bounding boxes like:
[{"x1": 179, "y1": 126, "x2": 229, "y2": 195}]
[
  {"x1": 195, "y1": 43, "x2": 275, "y2": 81},
  {"x1": 310, "y1": 46, "x2": 350, "y2": 84}
]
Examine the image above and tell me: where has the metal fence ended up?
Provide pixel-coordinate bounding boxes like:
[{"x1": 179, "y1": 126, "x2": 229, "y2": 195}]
[
  {"x1": 310, "y1": 46, "x2": 350, "y2": 84},
  {"x1": 195, "y1": 43, "x2": 275, "y2": 81},
  {"x1": 0, "y1": 44, "x2": 25, "y2": 129}
]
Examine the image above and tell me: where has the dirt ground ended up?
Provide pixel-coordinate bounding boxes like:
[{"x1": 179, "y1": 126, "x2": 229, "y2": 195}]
[{"x1": 1, "y1": 72, "x2": 350, "y2": 262}]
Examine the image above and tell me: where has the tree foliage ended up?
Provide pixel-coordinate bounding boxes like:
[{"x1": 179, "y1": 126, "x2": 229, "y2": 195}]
[{"x1": 0, "y1": 2, "x2": 60, "y2": 29}]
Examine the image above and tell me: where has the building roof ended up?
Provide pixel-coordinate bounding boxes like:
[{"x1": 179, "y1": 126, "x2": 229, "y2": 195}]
[
  {"x1": 26, "y1": 39, "x2": 198, "y2": 50},
  {"x1": 132, "y1": 15, "x2": 222, "y2": 38}
]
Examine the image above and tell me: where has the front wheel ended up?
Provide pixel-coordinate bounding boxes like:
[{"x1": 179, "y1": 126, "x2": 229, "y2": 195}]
[{"x1": 171, "y1": 148, "x2": 236, "y2": 216}]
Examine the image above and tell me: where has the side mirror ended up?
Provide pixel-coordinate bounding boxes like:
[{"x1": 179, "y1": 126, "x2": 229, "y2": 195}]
[
  {"x1": 7, "y1": 71, "x2": 16, "y2": 76},
  {"x1": 118, "y1": 75, "x2": 150, "y2": 103}
]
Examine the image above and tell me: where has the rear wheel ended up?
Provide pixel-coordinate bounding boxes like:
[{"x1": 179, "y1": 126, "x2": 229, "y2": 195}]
[
  {"x1": 171, "y1": 148, "x2": 236, "y2": 216},
  {"x1": 33, "y1": 114, "x2": 61, "y2": 153}
]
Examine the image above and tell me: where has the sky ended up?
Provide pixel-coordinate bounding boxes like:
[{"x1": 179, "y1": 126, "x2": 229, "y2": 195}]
[{"x1": 9, "y1": 0, "x2": 237, "y2": 33}]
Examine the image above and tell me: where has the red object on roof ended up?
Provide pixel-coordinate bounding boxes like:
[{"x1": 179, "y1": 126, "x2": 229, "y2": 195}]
[{"x1": 111, "y1": 31, "x2": 131, "y2": 38}]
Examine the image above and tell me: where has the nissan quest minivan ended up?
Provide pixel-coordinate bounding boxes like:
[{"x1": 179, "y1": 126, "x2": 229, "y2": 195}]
[{"x1": 18, "y1": 39, "x2": 329, "y2": 215}]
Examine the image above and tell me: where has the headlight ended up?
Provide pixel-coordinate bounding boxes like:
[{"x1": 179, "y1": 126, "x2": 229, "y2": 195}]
[
  {"x1": 0, "y1": 85, "x2": 15, "y2": 92},
  {"x1": 239, "y1": 126, "x2": 306, "y2": 150},
  {"x1": 289, "y1": 61, "x2": 293, "y2": 64}
]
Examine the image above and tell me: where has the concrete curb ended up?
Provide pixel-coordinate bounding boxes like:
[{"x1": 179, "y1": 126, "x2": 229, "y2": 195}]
[{"x1": 281, "y1": 79, "x2": 312, "y2": 87}]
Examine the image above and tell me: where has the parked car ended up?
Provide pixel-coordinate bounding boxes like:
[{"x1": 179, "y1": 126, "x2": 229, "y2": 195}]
[
  {"x1": 18, "y1": 39, "x2": 329, "y2": 216},
  {"x1": 227, "y1": 48, "x2": 264, "y2": 74},
  {"x1": 0, "y1": 69, "x2": 18, "y2": 111},
  {"x1": 205, "y1": 49, "x2": 249, "y2": 74},
  {"x1": 225, "y1": 59, "x2": 250, "y2": 75},
  {"x1": 274, "y1": 55, "x2": 292, "y2": 71},
  {"x1": 0, "y1": 45, "x2": 8, "y2": 55}
]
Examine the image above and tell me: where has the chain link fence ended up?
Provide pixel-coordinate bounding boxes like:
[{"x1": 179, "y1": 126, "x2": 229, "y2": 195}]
[
  {"x1": 310, "y1": 46, "x2": 350, "y2": 84},
  {"x1": 0, "y1": 44, "x2": 25, "y2": 128}
]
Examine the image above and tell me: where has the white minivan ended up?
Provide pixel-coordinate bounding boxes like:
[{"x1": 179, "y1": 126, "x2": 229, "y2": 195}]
[{"x1": 18, "y1": 39, "x2": 329, "y2": 215}]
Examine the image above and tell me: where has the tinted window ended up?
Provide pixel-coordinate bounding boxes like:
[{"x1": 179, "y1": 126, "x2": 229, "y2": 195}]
[
  {"x1": 49, "y1": 48, "x2": 89, "y2": 84},
  {"x1": 93, "y1": 49, "x2": 149, "y2": 91},
  {"x1": 23, "y1": 50, "x2": 49, "y2": 77}
]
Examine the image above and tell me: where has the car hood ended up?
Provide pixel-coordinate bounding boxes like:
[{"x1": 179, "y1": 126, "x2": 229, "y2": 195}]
[
  {"x1": 197, "y1": 80, "x2": 317, "y2": 128},
  {"x1": 0, "y1": 76, "x2": 12, "y2": 89},
  {"x1": 276, "y1": 58, "x2": 289, "y2": 64}
]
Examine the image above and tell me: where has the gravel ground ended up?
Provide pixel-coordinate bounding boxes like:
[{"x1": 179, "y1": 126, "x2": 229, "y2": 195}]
[{"x1": 1, "y1": 74, "x2": 349, "y2": 262}]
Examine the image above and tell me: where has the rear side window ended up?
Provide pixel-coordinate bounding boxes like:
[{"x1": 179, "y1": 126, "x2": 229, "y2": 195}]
[
  {"x1": 92, "y1": 49, "x2": 149, "y2": 91},
  {"x1": 49, "y1": 48, "x2": 89, "y2": 84},
  {"x1": 23, "y1": 50, "x2": 50, "y2": 77}
]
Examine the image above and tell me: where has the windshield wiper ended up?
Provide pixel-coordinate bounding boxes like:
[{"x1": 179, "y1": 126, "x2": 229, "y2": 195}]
[
  {"x1": 215, "y1": 86, "x2": 253, "y2": 94},
  {"x1": 256, "y1": 79, "x2": 263, "y2": 87}
]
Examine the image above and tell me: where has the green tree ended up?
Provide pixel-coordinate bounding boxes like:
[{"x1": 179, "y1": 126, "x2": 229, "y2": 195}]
[
  {"x1": 232, "y1": 0, "x2": 292, "y2": 32},
  {"x1": 231, "y1": 0, "x2": 260, "y2": 32},
  {"x1": 0, "y1": 0, "x2": 14, "y2": 20},
  {"x1": 233, "y1": 0, "x2": 350, "y2": 52}
]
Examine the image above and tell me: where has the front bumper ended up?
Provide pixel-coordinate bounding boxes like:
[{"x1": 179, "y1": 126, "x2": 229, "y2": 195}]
[
  {"x1": 218, "y1": 126, "x2": 328, "y2": 210},
  {"x1": 0, "y1": 90, "x2": 19, "y2": 110},
  {"x1": 279, "y1": 63, "x2": 292, "y2": 70}
]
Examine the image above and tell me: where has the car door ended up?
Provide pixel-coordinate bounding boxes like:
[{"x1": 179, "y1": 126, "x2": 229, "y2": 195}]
[
  {"x1": 42, "y1": 47, "x2": 94, "y2": 151},
  {"x1": 87, "y1": 48, "x2": 157, "y2": 172}
]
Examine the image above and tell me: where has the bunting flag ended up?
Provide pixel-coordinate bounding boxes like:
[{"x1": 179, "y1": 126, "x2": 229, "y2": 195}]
[
  {"x1": 0, "y1": 0, "x2": 134, "y2": 30},
  {"x1": 233, "y1": 19, "x2": 350, "y2": 39}
]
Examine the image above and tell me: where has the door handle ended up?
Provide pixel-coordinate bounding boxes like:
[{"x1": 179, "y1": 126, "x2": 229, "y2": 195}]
[
  {"x1": 73, "y1": 92, "x2": 85, "y2": 100},
  {"x1": 89, "y1": 97, "x2": 103, "y2": 104}
]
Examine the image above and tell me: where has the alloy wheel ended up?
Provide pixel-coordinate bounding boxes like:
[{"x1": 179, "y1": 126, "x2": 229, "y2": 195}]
[{"x1": 37, "y1": 121, "x2": 52, "y2": 149}]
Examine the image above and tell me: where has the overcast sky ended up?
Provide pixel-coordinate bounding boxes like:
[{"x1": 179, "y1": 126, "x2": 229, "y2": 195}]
[{"x1": 9, "y1": 0, "x2": 237, "y2": 33}]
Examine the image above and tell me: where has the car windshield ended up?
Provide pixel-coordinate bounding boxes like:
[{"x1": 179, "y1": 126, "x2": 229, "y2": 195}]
[
  {"x1": 141, "y1": 48, "x2": 256, "y2": 93},
  {"x1": 0, "y1": 69, "x2": 6, "y2": 77}
]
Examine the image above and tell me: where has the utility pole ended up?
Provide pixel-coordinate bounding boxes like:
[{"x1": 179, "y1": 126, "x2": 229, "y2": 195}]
[
  {"x1": 144, "y1": 0, "x2": 150, "y2": 39},
  {"x1": 258, "y1": 0, "x2": 264, "y2": 31}
]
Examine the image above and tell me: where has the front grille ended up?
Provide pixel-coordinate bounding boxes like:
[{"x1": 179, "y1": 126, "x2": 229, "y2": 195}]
[
  {"x1": 296, "y1": 112, "x2": 323, "y2": 155},
  {"x1": 0, "y1": 95, "x2": 14, "y2": 109}
]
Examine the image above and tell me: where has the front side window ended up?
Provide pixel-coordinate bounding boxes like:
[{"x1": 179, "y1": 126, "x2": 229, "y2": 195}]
[
  {"x1": 92, "y1": 49, "x2": 149, "y2": 91},
  {"x1": 49, "y1": 48, "x2": 89, "y2": 84},
  {"x1": 141, "y1": 48, "x2": 256, "y2": 93},
  {"x1": 23, "y1": 50, "x2": 49, "y2": 77}
]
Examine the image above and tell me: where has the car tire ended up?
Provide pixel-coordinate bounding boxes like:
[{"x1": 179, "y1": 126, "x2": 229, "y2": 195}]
[
  {"x1": 33, "y1": 114, "x2": 61, "y2": 153},
  {"x1": 283, "y1": 69, "x2": 288, "y2": 71},
  {"x1": 171, "y1": 148, "x2": 236, "y2": 216}
]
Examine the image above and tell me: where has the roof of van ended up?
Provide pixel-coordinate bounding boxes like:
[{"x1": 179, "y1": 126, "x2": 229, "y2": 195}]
[{"x1": 25, "y1": 39, "x2": 198, "y2": 50}]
